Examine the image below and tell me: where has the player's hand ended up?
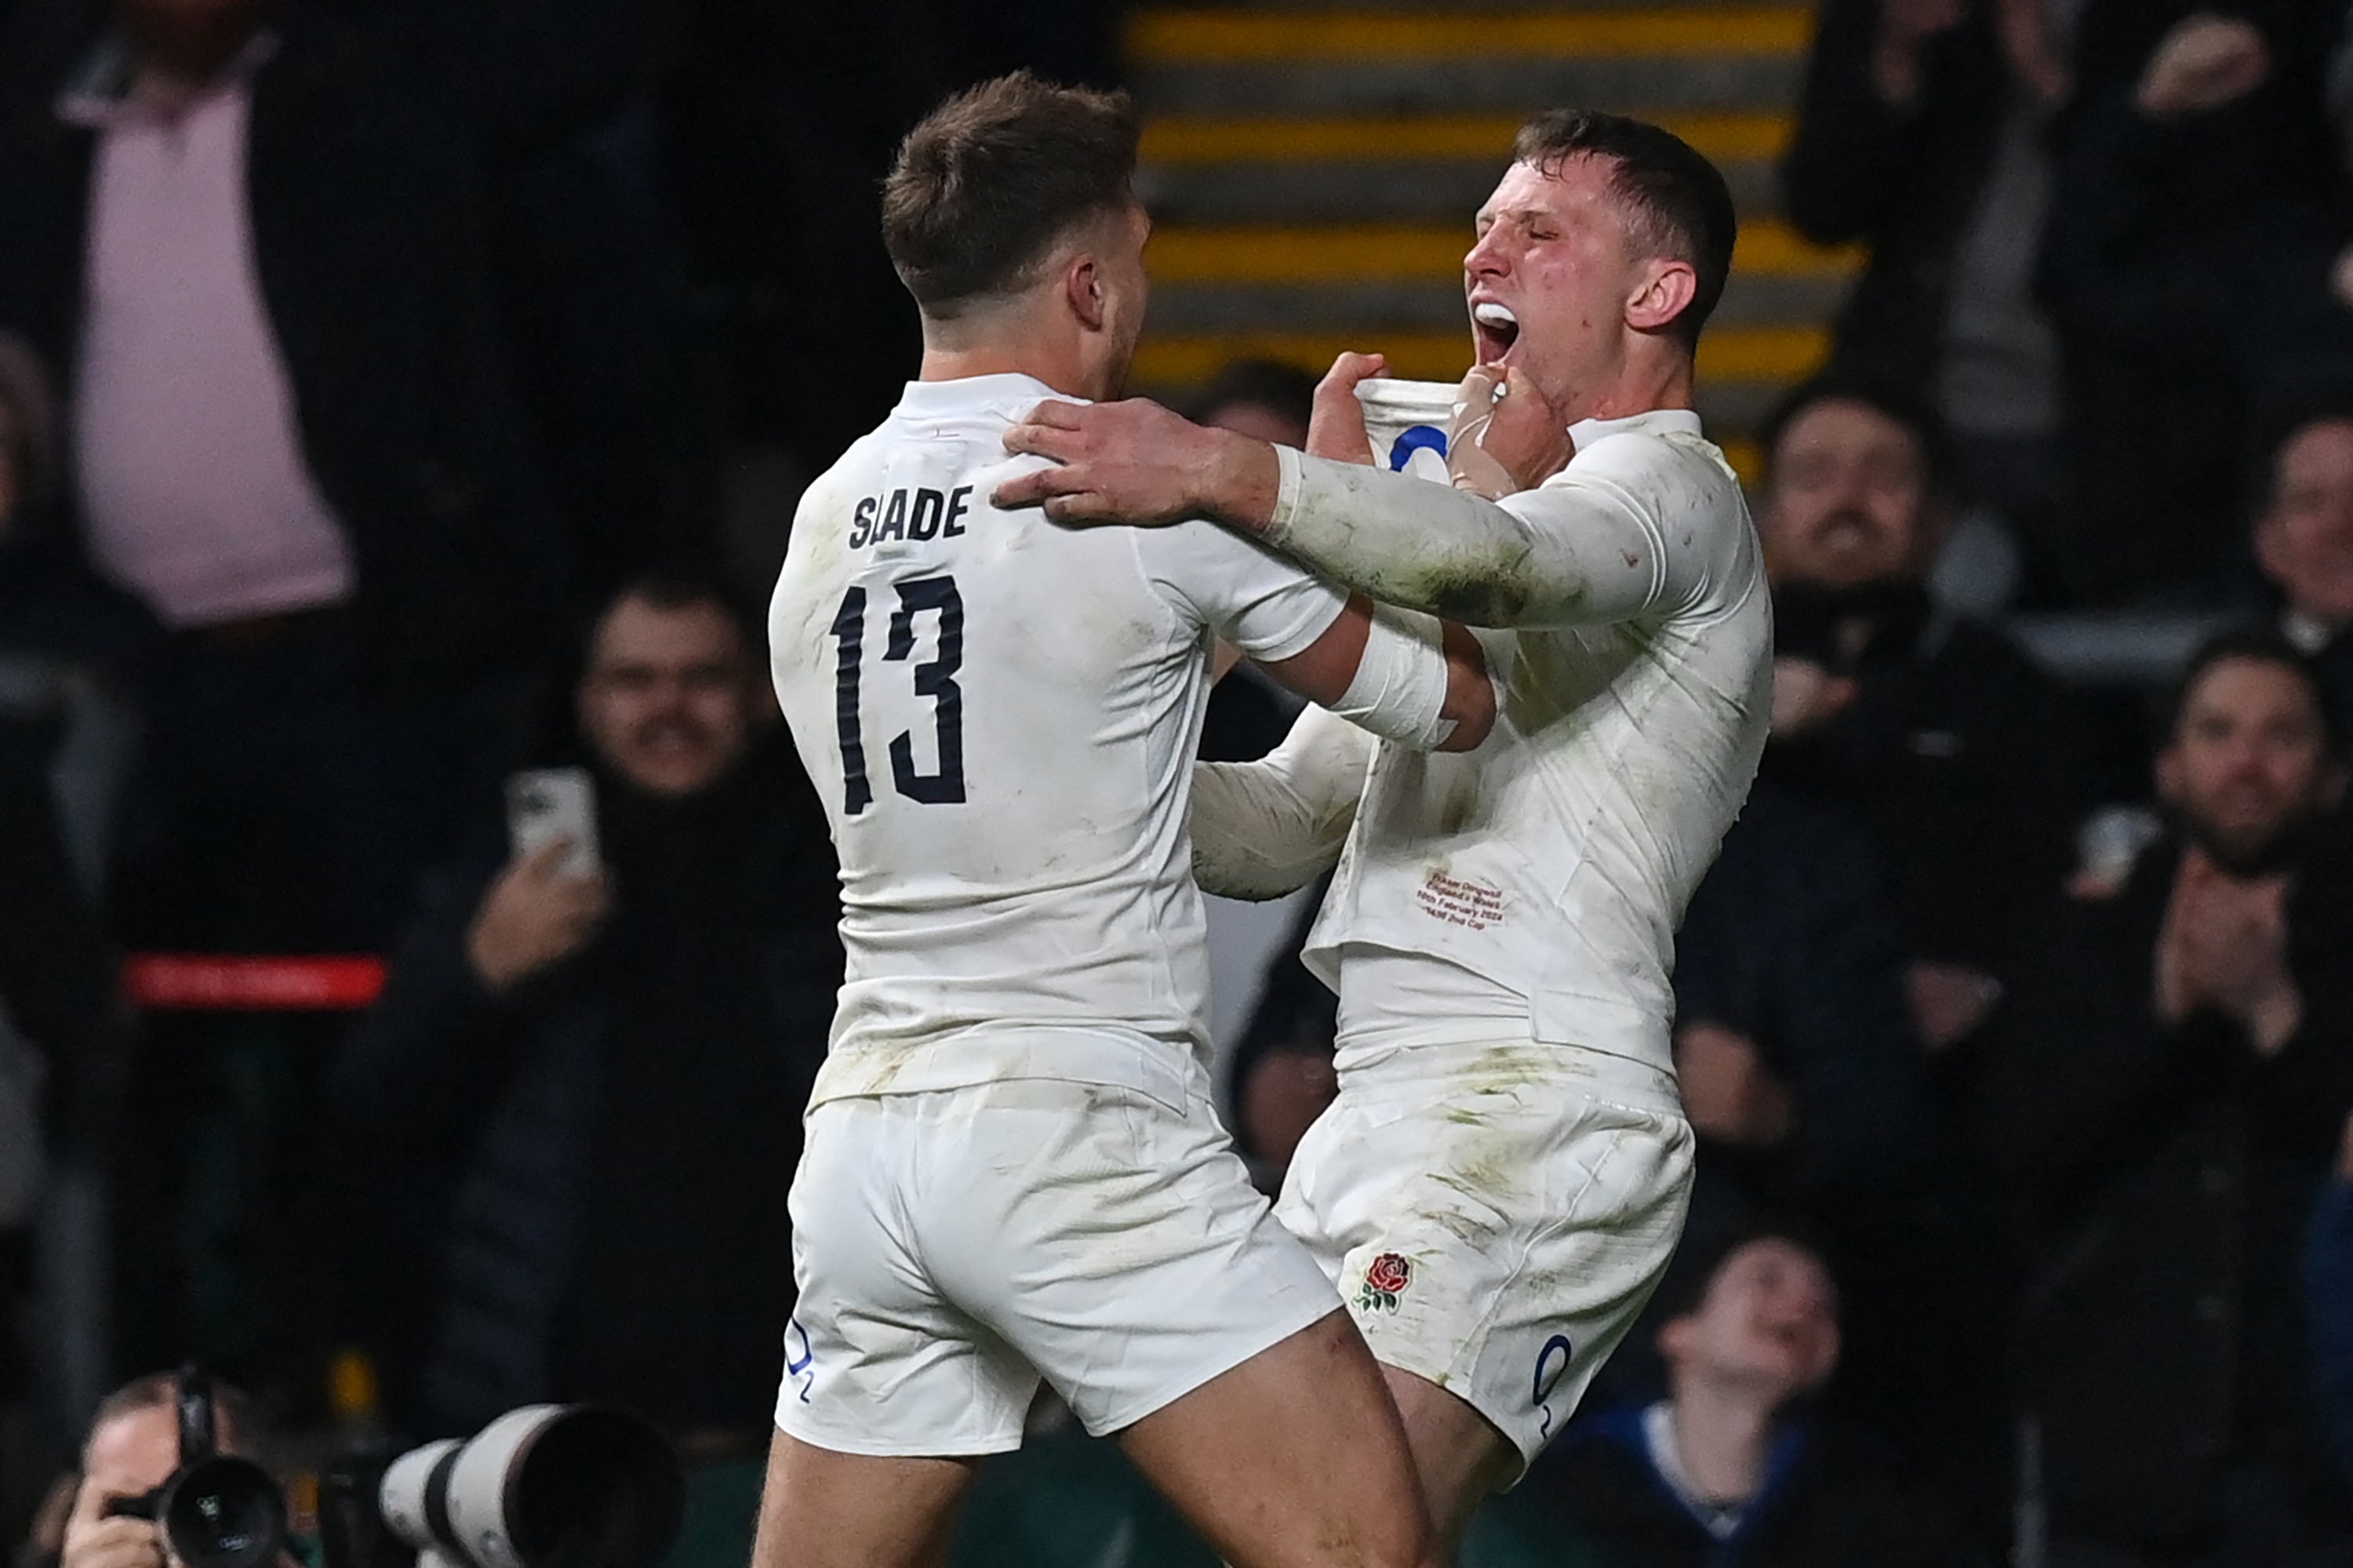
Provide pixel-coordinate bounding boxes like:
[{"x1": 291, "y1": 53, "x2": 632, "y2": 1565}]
[
  {"x1": 466, "y1": 837, "x2": 612, "y2": 994},
  {"x1": 1674, "y1": 1022, "x2": 1793, "y2": 1150},
  {"x1": 62, "y1": 1478, "x2": 168, "y2": 1568},
  {"x1": 2136, "y1": 13, "x2": 2269, "y2": 119},
  {"x1": 998, "y1": 399, "x2": 1276, "y2": 529},
  {"x1": 1446, "y1": 366, "x2": 1571, "y2": 500},
  {"x1": 1307, "y1": 352, "x2": 1387, "y2": 464}
]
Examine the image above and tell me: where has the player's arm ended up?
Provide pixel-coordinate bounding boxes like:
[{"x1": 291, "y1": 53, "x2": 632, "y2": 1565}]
[
  {"x1": 1257, "y1": 591, "x2": 1493, "y2": 755},
  {"x1": 996, "y1": 386, "x2": 1712, "y2": 631},
  {"x1": 1190, "y1": 704, "x2": 1373, "y2": 900}
]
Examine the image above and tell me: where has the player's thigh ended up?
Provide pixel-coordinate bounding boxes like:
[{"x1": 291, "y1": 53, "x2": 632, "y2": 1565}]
[
  {"x1": 1280, "y1": 1068, "x2": 1693, "y2": 1475},
  {"x1": 918, "y1": 1071, "x2": 1337, "y2": 1439},
  {"x1": 1116, "y1": 1308, "x2": 1441, "y2": 1568},
  {"x1": 781, "y1": 1096, "x2": 1038, "y2": 1459},
  {"x1": 751, "y1": 1427, "x2": 973, "y2": 1568},
  {"x1": 1378, "y1": 1364, "x2": 1518, "y2": 1547}
]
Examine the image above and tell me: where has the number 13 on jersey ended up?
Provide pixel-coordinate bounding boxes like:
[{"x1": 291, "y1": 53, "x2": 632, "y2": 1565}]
[{"x1": 829, "y1": 573, "x2": 968, "y2": 814}]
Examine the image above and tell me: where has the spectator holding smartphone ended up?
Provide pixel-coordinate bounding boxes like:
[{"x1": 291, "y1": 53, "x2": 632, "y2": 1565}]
[{"x1": 331, "y1": 571, "x2": 840, "y2": 1565}]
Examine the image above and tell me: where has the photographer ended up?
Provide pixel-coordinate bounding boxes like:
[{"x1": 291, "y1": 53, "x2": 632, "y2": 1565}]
[{"x1": 33, "y1": 1373, "x2": 275, "y2": 1568}]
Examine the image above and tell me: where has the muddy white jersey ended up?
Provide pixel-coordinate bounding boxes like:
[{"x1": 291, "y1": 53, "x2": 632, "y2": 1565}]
[
  {"x1": 770, "y1": 373, "x2": 1351, "y2": 1104},
  {"x1": 1293, "y1": 408, "x2": 1773, "y2": 1074}
]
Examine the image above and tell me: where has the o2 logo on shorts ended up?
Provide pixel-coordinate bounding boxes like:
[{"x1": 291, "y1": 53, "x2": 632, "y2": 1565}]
[
  {"x1": 1390, "y1": 426, "x2": 1449, "y2": 475},
  {"x1": 784, "y1": 1317, "x2": 816, "y2": 1405},
  {"x1": 1358, "y1": 1253, "x2": 1413, "y2": 1314},
  {"x1": 1532, "y1": 1333, "x2": 1575, "y2": 1440}
]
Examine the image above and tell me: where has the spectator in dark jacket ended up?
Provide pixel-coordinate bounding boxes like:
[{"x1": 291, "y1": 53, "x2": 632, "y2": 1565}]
[
  {"x1": 2037, "y1": 2, "x2": 2353, "y2": 605},
  {"x1": 1527, "y1": 1228, "x2": 1950, "y2": 1568},
  {"x1": 334, "y1": 573, "x2": 841, "y2": 1453},
  {"x1": 1780, "y1": 0, "x2": 2074, "y2": 604},
  {"x1": 1755, "y1": 374, "x2": 2092, "y2": 1058},
  {"x1": 1986, "y1": 628, "x2": 2353, "y2": 1564}
]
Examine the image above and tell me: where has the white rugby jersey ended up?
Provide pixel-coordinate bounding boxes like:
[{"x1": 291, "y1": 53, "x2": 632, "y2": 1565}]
[
  {"x1": 769, "y1": 373, "x2": 1353, "y2": 1105},
  {"x1": 1271, "y1": 409, "x2": 1771, "y2": 1076}
]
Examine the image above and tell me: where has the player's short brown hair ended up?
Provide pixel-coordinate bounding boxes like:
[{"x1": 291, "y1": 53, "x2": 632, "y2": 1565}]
[
  {"x1": 882, "y1": 71, "x2": 1140, "y2": 318},
  {"x1": 1511, "y1": 109, "x2": 1737, "y2": 353}
]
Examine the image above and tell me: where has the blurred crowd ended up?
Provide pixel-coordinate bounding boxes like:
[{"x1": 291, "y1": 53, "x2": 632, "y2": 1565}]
[{"x1": 4, "y1": 0, "x2": 2353, "y2": 1564}]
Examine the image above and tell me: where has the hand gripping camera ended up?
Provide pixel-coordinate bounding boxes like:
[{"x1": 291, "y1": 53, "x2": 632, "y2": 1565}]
[
  {"x1": 103, "y1": 1370, "x2": 288, "y2": 1568},
  {"x1": 346, "y1": 1406, "x2": 683, "y2": 1568}
]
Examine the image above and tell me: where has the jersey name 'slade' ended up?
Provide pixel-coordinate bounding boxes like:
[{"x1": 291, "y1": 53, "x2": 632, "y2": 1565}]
[{"x1": 849, "y1": 486, "x2": 973, "y2": 549}]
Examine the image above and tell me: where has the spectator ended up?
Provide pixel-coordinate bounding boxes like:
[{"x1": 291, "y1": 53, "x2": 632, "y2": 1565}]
[
  {"x1": 1755, "y1": 374, "x2": 2091, "y2": 1058},
  {"x1": 1526, "y1": 1229, "x2": 1949, "y2": 1568},
  {"x1": 1780, "y1": 0, "x2": 2075, "y2": 606},
  {"x1": 333, "y1": 573, "x2": 838, "y2": 1566},
  {"x1": 2305, "y1": 1111, "x2": 2353, "y2": 1493},
  {"x1": 1986, "y1": 629, "x2": 2353, "y2": 1564},
  {"x1": 1657, "y1": 773, "x2": 2026, "y2": 1538},
  {"x1": 0, "y1": 0, "x2": 566, "y2": 954},
  {"x1": 1671, "y1": 778, "x2": 1929, "y2": 1218},
  {"x1": 2257, "y1": 409, "x2": 2353, "y2": 737},
  {"x1": 2038, "y1": 2, "x2": 2353, "y2": 605}
]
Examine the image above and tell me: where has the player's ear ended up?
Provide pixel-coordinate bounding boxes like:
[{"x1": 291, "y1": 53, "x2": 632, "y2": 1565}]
[
  {"x1": 1066, "y1": 253, "x2": 1109, "y2": 333},
  {"x1": 1625, "y1": 258, "x2": 1697, "y2": 337}
]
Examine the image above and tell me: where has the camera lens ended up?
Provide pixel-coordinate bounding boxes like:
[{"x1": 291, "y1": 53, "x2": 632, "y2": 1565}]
[{"x1": 162, "y1": 1455, "x2": 287, "y2": 1568}]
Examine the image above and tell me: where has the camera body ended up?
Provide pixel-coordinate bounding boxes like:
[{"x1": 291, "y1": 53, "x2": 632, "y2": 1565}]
[{"x1": 103, "y1": 1371, "x2": 287, "y2": 1568}]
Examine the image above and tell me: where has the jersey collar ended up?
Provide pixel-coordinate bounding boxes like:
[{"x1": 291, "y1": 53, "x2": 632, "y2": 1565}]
[
  {"x1": 1567, "y1": 406, "x2": 1702, "y2": 448},
  {"x1": 896, "y1": 373, "x2": 1076, "y2": 417}
]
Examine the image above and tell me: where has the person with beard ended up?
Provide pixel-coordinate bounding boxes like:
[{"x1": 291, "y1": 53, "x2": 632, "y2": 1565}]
[
  {"x1": 1755, "y1": 373, "x2": 2093, "y2": 1058},
  {"x1": 331, "y1": 571, "x2": 842, "y2": 1566},
  {"x1": 1985, "y1": 629, "x2": 2353, "y2": 1566}
]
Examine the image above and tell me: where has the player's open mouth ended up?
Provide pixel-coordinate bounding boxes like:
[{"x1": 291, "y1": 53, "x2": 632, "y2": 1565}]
[{"x1": 1472, "y1": 301, "x2": 1519, "y2": 364}]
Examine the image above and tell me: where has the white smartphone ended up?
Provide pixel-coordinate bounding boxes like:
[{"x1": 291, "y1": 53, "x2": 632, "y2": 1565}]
[{"x1": 504, "y1": 767, "x2": 601, "y2": 876}]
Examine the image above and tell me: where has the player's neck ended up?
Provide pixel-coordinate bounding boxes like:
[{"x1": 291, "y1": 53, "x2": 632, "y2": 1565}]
[
  {"x1": 1566, "y1": 362, "x2": 1694, "y2": 427},
  {"x1": 1664, "y1": 1377, "x2": 1777, "y2": 1504},
  {"x1": 917, "y1": 343, "x2": 1099, "y2": 402}
]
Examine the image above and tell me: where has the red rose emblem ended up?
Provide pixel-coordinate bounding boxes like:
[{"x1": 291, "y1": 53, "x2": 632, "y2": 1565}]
[{"x1": 1366, "y1": 1253, "x2": 1413, "y2": 1295}]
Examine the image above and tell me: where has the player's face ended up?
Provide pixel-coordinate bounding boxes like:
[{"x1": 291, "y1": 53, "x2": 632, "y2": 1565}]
[
  {"x1": 1760, "y1": 398, "x2": 1935, "y2": 589},
  {"x1": 577, "y1": 598, "x2": 758, "y2": 800},
  {"x1": 1464, "y1": 157, "x2": 1646, "y2": 413},
  {"x1": 2258, "y1": 420, "x2": 2353, "y2": 628},
  {"x1": 1669, "y1": 1239, "x2": 1840, "y2": 1401},
  {"x1": 2159, "y1": 658, "x2": 2340, "y2": 871}
]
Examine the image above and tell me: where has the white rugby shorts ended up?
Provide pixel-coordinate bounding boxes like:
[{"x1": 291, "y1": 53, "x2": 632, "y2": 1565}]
[
  {"x1": 1275, "y1": 1041, "x2": 1693, "y2": 1475},
  {"x1": 776, "y1": 1050, "x2": 1339, "y2": 1456}
]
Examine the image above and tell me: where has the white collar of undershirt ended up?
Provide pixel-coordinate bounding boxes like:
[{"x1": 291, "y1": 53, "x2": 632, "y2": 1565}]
[
  {"x1": 896, "y1": 373, "x2": 1078, "y2": 417},
  {"x1": 2282, "y1": 609, "x2": 2341, "y2": 655},
  {"x1": 1568, "y1": 406, "x2": 1703, "y2": 448},
  {"x1": 1642, "y1": 1400, "x2": 1750, "y2": 1542}
]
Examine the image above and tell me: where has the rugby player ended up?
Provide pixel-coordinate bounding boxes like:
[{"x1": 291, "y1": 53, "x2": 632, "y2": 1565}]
[
  {"x1": 757, "y1": 73, "x2": 1492, "y2": 1568},
  {"x1": 995, "y1": 110, "x2": 1770, "y2": 1543}
]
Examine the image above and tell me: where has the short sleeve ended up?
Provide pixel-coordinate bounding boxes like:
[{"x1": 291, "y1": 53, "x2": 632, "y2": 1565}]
[{"x1": 1136, "y1": 519, "x2": 1348, "y2": 664}]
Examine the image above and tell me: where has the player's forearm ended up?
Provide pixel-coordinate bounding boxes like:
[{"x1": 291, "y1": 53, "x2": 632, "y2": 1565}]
[
  {"x1": 1189, "y1": 706, "x2": 1372, "y2": 900},
  {"x1": 1239, "y1": 448, "x2": 1661, "y2": 629}
]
